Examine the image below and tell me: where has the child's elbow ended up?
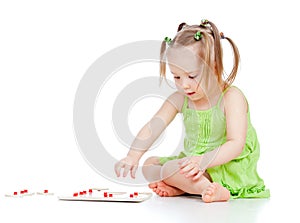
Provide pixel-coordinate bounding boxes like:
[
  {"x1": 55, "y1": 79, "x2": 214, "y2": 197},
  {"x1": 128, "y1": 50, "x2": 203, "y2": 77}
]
[{"x1": 235, "y1": 139, "x2": 246, "y2": 156}]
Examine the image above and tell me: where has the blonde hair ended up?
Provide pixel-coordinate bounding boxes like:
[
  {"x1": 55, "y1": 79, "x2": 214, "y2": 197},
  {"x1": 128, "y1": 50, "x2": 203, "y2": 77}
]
[{"x1": 160, "y1": 20, "x2": 240, "y2": 90}]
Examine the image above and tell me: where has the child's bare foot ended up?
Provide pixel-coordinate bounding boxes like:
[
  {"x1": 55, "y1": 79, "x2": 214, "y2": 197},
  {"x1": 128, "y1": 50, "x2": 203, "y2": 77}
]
[
  {"x1": 148, "y1": 181, "x2": 185, "y2": 197},
  {"x1": 202, "y1": 182, "x2": 230, "y2": 203}
]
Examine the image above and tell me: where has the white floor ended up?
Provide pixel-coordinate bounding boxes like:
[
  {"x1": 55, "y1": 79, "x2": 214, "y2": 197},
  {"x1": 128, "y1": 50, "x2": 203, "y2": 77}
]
[{"x1": 1, "y1": 188, "x2": 298, "y2": 223}]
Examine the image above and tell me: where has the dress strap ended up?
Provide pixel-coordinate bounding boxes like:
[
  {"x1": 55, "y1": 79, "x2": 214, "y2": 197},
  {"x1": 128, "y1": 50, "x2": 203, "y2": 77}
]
[
  {"x1": 182, "y1": 96, "x2": 189, "y2": 112},
  {"x1": 216, "y1": 86, "x2": 233, "y2": 107}
]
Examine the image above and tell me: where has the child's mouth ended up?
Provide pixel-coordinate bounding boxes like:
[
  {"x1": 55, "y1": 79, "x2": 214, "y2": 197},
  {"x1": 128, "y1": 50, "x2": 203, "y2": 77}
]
[{"x1": 187, "y1": 92, "x2": 195, "y2": 96}]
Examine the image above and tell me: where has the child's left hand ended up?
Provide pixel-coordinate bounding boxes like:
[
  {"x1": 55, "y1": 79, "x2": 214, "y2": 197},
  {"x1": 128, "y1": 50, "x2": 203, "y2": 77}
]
[{"x1": 178, "y1": 156, "x2": 205, "y2": 181}]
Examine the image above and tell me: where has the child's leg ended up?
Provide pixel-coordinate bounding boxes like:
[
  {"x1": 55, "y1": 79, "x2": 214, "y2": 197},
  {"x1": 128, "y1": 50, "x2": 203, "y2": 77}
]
[
  {"x1": 161, "y1": 159, "x2": 231, "y2": 202},
  {"x1": 160, "y1": 158, "x2": 211, "y2": 195},
  {"x1": 142, "y1": 156, "x2": 163, "y2": 182},
  {"x1": 142, "y1": 157, "x2": 230, "y2": 202},
  {"x1": 142, "y1": 157, "x2": 185, "y2": 196}
]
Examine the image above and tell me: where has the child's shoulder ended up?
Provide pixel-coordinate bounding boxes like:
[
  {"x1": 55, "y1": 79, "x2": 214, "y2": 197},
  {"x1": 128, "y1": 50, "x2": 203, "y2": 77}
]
[
  {"x1": 167, "y1": 91, "x2": 185, "y2": 112},
  {"x1": 224, "y1": 86, "x2": 245, "y2": 98},
  {"x1": 223, "y1": 86, "x2": 248, "y2": 111}
]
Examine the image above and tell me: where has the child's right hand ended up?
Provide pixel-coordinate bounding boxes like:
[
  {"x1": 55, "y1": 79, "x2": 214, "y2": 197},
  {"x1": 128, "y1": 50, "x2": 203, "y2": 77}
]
[{"x1": 114, "y1": 156, "x2": 139, "y2": 179}]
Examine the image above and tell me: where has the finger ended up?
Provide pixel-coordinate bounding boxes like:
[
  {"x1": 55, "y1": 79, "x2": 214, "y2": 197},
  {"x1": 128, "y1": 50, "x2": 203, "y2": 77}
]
[
  {"x1": 114, "y1": 162, "x2": 123, "y2": 177},
  {"x1": 122, "y1": 164, "x2": 131, "y2": 177},
  {"x1": 179, "y1": 158, "x2": 191, "y2": 168},
  {"x1": 180, "y1": 162, "x2": 189, "y2": 169},
  {"x1": 180, "y1": 163, "x2": 193, "y2": 174},
  {"x1": 131, "y1": 165, "x2": 138, "y2": 179},
  {"x1": 185, "y1": 167, "x2": 199, "y2": 178},
  {"x1": 192, "y1": 169, "x2": 204, "y2": 181},
  {"x1": 179, "y1": 165, "x2": 188, "y2": 174},
  {"x1": 178, "y1": 157, "x2": 188, "y2": 165}
]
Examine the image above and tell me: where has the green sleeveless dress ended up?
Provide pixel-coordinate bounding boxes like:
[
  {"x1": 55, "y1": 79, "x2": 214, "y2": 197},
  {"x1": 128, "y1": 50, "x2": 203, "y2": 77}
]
[{"x1": 159, "y1": 87, "x2": 270, "y2": 198}]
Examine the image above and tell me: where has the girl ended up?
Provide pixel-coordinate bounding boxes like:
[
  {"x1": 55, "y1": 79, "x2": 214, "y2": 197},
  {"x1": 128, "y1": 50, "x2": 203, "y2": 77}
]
[{"x1": 114, "y1": 19, "x2": 270, "y2": 202}]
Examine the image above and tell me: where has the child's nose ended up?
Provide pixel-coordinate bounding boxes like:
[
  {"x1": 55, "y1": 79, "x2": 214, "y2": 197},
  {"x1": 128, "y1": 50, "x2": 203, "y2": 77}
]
[{"x1": 182, "y1": 79, "x2": 191, "y2": 89}]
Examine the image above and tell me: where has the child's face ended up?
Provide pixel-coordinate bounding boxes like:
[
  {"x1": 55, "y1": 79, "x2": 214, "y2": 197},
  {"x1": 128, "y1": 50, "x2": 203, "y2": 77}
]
[
  {"x1": 167, "y1": 46, "x2": 211, "y2": 101},
  {"x1": 168, "y1": 63, "x2": 205, "y2": 101}
]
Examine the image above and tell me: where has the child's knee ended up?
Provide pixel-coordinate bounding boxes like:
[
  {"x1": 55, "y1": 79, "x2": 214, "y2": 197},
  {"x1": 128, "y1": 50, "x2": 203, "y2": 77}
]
[
  {"x1": 141, "y1": 156, "x2": 162, "y2": 182},
  {"x1": 160, "y1": 160, "x2": 180, "y2": 180},
  {"x1": 143, "y1": 156, "x2": 160, "y2": 166}
]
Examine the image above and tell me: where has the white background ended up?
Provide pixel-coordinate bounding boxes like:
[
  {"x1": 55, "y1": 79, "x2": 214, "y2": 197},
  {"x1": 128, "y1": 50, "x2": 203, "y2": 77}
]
[{"x1": 0, "y1": 0, "x2": 299, "y2": 222}]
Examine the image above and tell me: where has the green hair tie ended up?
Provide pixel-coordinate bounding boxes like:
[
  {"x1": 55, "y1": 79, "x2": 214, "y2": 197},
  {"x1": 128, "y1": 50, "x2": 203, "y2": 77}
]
[
  {"x1": 164, "y1": 37, "x2": 172, "y2": 45},
  {"x1": 194, "y1": 31, "x2": 203, "y2": 41},
  {"x1": 200, "y1": 19, "x2": 209, "y2": 27}
]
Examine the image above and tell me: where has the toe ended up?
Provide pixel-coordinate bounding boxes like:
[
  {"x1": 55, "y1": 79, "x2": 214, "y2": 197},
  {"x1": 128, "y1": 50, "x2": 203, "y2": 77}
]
[
  {"x1": 209, "y1": 184, "x2": 216, "y2": 190},
  {"x1": 202, "y1": 194, "x2": 212, "y2": 203},
  {"x1": 148, "y1": 183, "x2": 157, "y2": 189},
  {"x1": 206, "y1": 190, "x2": 212, "y2": 195}
]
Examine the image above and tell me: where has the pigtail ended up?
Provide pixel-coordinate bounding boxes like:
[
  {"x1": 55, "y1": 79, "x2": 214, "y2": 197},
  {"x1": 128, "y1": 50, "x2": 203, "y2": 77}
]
[
  {"x1": 160, "y1": 22, "x2": 185, "y2": 84},
  {"x1": 221, "y1": 35, "x2": 240, "y2": 87},
  {"x1": 207, "y1": 21, "x2": 224, "y2": 85},
  {"x1": 160, "y1": 40, "x2": 167, "y2": 84}
]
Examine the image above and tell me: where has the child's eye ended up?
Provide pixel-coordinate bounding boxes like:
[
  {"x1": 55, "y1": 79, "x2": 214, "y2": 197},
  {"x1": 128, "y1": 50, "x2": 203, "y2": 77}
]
[
  {"x1": 189, "y1": 76, "x2": 196, "y2": 79},
  {"x1": 174, "y1": 76, "x2": 180, "y2": 79}
]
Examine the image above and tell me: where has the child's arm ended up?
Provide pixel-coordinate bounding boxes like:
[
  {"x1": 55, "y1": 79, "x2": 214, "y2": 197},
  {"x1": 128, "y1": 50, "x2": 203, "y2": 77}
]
[
  {"x1": 180, "y1": 87, "x2": 248, "y2": 179},
  {"x1": 205, "y1": 87, "x2": 248, "y2": 167},
  {"x1": 114, "y1": 92, "x2": 183, "y2": 178}
]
